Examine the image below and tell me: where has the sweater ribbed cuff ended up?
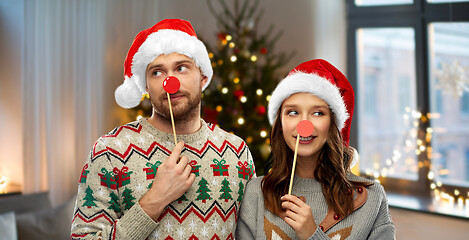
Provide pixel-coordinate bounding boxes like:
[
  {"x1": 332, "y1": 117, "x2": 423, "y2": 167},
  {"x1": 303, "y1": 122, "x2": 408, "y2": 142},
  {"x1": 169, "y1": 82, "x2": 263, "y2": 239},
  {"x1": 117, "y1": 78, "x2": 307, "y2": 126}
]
[
  {"x1": 116, "y1": 202, "x2": 159, "y2": 240},
  {"x1": 308, "y1": 227, "x2": 331, "y2": 240}
]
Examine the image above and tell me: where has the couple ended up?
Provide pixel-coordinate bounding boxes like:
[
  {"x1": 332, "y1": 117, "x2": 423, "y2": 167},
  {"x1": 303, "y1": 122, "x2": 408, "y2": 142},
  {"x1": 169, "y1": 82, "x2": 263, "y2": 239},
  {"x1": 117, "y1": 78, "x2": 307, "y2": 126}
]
[{"x1": 70, "y1": 19, "x2": 395, "y2": 240}]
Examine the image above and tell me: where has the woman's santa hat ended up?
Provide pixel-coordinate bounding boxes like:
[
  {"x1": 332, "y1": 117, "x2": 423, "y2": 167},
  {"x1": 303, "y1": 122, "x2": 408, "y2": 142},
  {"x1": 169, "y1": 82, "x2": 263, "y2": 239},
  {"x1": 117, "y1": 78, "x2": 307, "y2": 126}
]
[
  {"x1": 268, "y1": 59, "x2": 355, "y2": 147},
  {"x1": 115, "y1": 19, "x2": 213, "y2": 108}
]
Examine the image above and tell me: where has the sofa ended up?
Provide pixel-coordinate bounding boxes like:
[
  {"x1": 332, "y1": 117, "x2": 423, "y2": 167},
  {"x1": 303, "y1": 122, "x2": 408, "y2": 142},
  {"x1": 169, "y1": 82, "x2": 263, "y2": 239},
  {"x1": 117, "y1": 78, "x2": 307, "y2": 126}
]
[{"x1": 0, "y1": 192, "x2": 75, "y2": 240}]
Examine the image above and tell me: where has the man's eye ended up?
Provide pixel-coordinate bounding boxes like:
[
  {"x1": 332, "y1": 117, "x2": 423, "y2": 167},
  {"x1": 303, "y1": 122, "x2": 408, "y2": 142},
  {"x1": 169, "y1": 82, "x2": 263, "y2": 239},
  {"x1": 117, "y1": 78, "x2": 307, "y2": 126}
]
[
  {"x1": 152, "y1": 71, "x2": 163, "y2": 76},
  {"x1": 177, "y1": 66, "x2": 188, "y2": 72}
]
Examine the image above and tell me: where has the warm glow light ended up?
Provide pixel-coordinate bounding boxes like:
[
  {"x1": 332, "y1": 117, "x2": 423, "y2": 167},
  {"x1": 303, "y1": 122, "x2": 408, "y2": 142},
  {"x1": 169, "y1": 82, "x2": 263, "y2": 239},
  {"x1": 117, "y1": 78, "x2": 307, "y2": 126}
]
[
  {"x1": 439, "y1": 169, "x2": 450, "y2": 175},
  {"x1": 209, "y1": 52, "x2": 214, "y2": 58},
  {"x1": 412, "y1": 111, "x2": 422, "y2": 119},
  {"x1": 373, "y1": 162, "x2": 380, "y2": 169},
  {"x1": 428, "y1": 171, "x2": 434, "y2": 180},
  {"x1": 256, "y1": 89, "x2": 263, "y2": 96},
  {"x1": 226, "y1": 35, "x2": 232, "y2": 41},
  {"x1": 217, "y1": 59, "x2": 224, "y2": 65},
  {"x1": 386, "y1": 159, "x2": 393, "y2": 166},
  {"x1": 233, "y1": 77, "x2": 240, "y2": 84},
  {"x1": 427, "y1": 113, "x2": 441, "y2": 119},
  {"x1": 250, "y1": 55, "x2": 258, "y2": 62},
  {"x1": 266, "y1": 95, "x2": 271, "y2": 101},
  {"x1": 229, "y1": 42, "x2": 235, "y2": 48},
  {"x1": 237, "y1": 117, "x2": 245, "y2": 125},
  {"x1": 216, "y1": 105, "x2": 223, "y2": 112},
  {"x1": 240, "y1": 96, "x2": 247, "y2": 103},
  {"x1": 136, "y1": 115, "x2": 143, "y2": 120},
  {"x1": 0, "y1": 176, "x2": 8, "y2": 193},
  {"x1": 260, "y1": 130, "x2": 267, "y2": 138},
  {"x1": 230, "y1": 55, "x2": 237, "y2": 62},
  {"x1": 430, "y1": 183, "x2": 436, "y2": 189},
  {"x1": 454, "y1": 189, "x2": 460, "y2": 196},
  {"x1": 221, "y1": 87, "x2": 228, "y2": 94}
]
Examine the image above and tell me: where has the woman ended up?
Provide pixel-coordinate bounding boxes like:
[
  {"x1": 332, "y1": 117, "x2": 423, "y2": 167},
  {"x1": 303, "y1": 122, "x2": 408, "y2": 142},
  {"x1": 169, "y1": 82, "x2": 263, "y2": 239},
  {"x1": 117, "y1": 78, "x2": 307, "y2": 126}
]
[{"x1": 236, "y1": 59, "x2": 395, "y2": 240}]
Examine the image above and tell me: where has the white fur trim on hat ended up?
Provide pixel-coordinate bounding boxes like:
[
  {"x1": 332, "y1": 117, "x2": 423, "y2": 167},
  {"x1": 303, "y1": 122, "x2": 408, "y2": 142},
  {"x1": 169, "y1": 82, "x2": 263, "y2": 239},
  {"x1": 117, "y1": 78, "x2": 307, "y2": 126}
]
[
  {"x1": 115, "y1": 76, "x2": 143, "y2": 108},
  {"x1": 132, "y1": 29, "x2": 213, "y2": 94},
  {"x1": 267, "y1": 71, "x2": 349, "y2": 129}
]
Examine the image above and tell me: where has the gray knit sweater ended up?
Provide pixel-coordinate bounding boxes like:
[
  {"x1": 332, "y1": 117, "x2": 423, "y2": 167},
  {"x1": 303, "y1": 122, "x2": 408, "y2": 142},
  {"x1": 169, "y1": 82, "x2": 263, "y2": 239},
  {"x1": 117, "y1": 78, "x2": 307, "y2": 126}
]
[{"x1": 235, "y1": 174, "x2": 395, "y2": 240}]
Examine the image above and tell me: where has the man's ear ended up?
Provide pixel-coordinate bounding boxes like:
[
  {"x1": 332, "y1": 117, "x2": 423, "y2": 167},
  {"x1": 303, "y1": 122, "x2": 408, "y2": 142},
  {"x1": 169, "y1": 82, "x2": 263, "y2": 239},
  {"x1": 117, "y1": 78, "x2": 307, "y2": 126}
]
[{"x1": 201, "y1": 75, "x2": 208, "y2": 88}]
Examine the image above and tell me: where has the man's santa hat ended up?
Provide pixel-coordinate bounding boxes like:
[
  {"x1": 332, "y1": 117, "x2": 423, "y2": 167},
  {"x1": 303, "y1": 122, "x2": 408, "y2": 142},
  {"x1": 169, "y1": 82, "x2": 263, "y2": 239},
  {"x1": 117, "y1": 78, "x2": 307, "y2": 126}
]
[
  {"x1": 115, "y1": 19, "x2": 213, "y2": 108},
  {"x1": 268, "y1": 59, "x2": 358, "y2": 166}
]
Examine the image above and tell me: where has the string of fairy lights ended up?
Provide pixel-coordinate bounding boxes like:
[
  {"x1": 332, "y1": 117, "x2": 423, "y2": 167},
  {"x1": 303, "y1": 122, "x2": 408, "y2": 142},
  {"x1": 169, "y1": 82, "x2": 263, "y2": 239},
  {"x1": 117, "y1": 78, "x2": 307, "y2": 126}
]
[{"x1": 362, "y1": 107, "x2": 469, "y2": 213}]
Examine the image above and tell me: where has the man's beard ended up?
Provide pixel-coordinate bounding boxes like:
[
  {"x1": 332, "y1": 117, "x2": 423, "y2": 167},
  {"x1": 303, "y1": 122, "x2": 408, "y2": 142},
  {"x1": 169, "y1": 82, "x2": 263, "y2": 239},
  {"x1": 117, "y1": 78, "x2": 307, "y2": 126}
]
[{"x1": 151, "y1": 90, "x2": 201, "y2": 123}]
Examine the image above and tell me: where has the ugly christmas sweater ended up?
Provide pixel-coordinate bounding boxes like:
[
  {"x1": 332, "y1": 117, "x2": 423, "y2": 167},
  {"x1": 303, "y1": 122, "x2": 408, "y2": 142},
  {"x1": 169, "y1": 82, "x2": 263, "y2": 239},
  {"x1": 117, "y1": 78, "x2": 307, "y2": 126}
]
[
  {"x1": 236, "y1": 174, "x2": 395, "y2": 240},
  {"x1": 70, "y1": 118, "x2": 255, "y2": 240}
]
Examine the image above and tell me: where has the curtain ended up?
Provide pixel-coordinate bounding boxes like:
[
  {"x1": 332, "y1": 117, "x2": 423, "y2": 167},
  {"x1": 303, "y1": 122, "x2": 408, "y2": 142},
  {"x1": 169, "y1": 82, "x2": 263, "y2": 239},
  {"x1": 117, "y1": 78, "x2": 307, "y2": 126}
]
[{"x1": 21, "y1": 0, "x2": 160, "y2": 206}]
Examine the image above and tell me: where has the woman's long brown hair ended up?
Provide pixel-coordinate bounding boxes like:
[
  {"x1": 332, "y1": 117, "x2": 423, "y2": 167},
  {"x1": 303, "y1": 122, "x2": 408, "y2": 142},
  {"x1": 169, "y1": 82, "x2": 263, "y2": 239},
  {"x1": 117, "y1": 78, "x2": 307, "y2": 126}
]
[{"x1": 261, "y1": 108, "x2": 372, "y2": 218}]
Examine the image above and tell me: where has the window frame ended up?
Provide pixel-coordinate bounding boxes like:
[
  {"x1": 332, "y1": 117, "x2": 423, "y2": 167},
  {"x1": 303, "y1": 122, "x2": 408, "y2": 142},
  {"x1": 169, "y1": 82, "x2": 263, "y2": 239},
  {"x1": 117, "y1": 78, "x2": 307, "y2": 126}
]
[{"x1": 347, "y1": 0, "x2": 469, "y2": 200}]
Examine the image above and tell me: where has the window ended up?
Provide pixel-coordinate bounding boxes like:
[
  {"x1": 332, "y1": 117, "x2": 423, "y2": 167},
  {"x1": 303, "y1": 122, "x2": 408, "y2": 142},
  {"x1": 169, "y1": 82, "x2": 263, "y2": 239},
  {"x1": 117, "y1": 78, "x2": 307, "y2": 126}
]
[
  {"x1": 348, "y1": 0, "x2": 469, "y2": 216},
  {"x1": 462, "y1": 91, "x2": 469, "y2": 114},
  {"x1": 357, "y1": 27, "x2": 418, "y2": 181},
  {"x1": 466, "y1": 149, "x2": 469, "y2": 181},
  {"x1": 355, "y1": 0, "x2": 413, "y2": 6}
]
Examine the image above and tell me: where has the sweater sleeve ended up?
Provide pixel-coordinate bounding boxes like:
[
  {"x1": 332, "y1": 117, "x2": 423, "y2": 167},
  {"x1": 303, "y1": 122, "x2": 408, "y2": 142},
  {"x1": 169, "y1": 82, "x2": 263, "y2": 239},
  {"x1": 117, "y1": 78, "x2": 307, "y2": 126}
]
[
  {"x1": 307, "y1": 227, "x2": 332, "y2": 240},
  {"x1": 70, "y1": 139, "x2": 158, "y2": 240},
  {"x1": 235, "y1": 178, "x2": 259, "y2": 240},
  {"x1": 367, "y1": 186, "x2": 396, "y2": 240}
]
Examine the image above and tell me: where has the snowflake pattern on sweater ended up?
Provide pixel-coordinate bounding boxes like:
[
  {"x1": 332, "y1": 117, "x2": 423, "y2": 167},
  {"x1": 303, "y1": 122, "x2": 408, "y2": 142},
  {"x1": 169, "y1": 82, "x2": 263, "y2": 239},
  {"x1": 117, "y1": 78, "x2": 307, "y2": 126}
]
[{"x1": 70, "y1": 118, "x2": 255, "y2": 240}]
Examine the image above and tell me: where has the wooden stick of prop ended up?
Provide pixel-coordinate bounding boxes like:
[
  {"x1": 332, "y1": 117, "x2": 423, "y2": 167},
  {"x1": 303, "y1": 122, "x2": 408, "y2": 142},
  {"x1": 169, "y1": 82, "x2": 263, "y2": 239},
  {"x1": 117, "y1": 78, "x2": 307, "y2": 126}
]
[
  {"x1": 167, "y1": 92, "x2": 178, "y2": 146},
  {"x1": 288, "y1": 133, "x2": 300, "y2": 195}
]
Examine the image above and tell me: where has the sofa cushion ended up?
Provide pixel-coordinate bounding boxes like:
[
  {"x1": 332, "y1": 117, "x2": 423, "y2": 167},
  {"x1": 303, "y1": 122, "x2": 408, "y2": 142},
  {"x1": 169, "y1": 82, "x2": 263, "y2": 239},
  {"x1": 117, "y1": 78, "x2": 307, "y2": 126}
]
[
  {"x1": 0, "y1": 192, "x2": 51, "y2": 215},
  {"x1": 15, "y1": 196, "x2": 75, "y2": 240},
  {"x1": 0, "y1": 211, "x2": 18, "y2": 240}
]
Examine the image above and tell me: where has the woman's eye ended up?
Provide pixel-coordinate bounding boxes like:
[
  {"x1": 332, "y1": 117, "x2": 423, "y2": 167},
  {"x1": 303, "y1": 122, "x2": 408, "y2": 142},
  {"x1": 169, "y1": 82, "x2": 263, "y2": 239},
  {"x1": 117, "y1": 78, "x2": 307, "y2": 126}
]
[
  {"x1": 287, "y1": 110, "x2": 298, "y2": 116},
  {"x1": 313, "y1": 112, "x2": 324, "y2": 116}
]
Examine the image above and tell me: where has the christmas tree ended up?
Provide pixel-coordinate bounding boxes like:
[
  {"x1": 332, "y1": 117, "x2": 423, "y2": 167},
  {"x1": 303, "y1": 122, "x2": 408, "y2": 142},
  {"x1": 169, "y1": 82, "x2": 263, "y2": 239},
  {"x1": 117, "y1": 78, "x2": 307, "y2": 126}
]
[
  {"x1": 82, "y1": 186, "x2": 97, "y2": 208},
  {"x1": 108, "y1": 192, "x2": 121, "y2": 213},
  {"x1": 219, "y1": 178, "x2": 233, "y2": 202},
  {"x1": 177, "y1": 194, "x2": 189, "y2": 203},
  {"x1": 202, "y1": 0, "x2": 294, "y2": 175},
  {"x1": 122, "y1": 188, "x2": 136, "y2": 210},
  {"x1": 237, "y1": 181, "x2": 244, "y2": 203},
  {"x1": 196, "y1": 177, "x2": 212, "y2": 203}
]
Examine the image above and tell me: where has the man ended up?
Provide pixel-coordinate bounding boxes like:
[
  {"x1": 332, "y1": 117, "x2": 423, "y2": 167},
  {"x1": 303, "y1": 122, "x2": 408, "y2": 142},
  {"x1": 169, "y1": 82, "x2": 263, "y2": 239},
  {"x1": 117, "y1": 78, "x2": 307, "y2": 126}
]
[{"x1": 71, "y1": 19, "x2": 256, "y2": 240}]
